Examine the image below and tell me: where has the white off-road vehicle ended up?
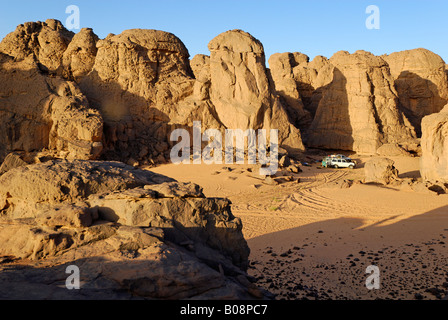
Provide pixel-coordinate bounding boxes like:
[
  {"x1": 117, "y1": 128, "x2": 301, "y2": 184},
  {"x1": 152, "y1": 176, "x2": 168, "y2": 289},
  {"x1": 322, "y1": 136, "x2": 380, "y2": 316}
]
[
  {"x1": 322, "y1": 156, "x2": 356, "y2": 169},
  {"x1": 328, "y1": 157, "x2": 356, "y2": 169}
]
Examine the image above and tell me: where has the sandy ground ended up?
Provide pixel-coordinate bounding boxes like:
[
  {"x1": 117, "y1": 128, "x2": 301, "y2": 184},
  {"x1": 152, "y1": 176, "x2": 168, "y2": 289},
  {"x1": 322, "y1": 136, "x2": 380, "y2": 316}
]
[{"x1": 150, "y1": 154, "x2": 448, "y2": 300}]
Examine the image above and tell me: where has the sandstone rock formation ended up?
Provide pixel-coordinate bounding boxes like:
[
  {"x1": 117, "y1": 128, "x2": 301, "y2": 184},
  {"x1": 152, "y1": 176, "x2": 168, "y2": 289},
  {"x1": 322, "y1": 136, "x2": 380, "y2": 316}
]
[
  {"x1": 207, "y1": 30, "x2": 305, "y2": 154},
  {"x1": 62, "y1": 28, "x2": 99, "y2": 80},
  {"x1": 268, "y1": 53, "x2": 334, "y2": 123},
  {"x1": 268, "y1": 52, "x2": 330, "y2": 128},
  {"x1": 0, "y1": 21, "x2": 308, "y2": 165},
  {"x1": 0, "y1": 52, "x2": 103, "y2": 162},
  {"x1": 268, "y1": 53, "x2": 307, "y2": 128},
  {"x1": 0, "y1": 160, "x2": 266, "y2": 299},
  {"x1": 77, "y1": 29, "x2": 203, "y2": 163},
  {"x1": 0, "y1": 23, "x2": 222, "y2": 165},
  {"x1": 208, "y1": 29, "x2": 267, "y2": 130},
  {"x1": 306, "y1": 51, "x2": 417, "y2": 154},
  {"x1": 383, "y1": 48, "x2": 448, "y2": 136},
  {"x1": 269, "y1": 50, "x2": 420, "y2": 154},
  {"x1": 76, "y1": 28, "x2": 304, "y2": 162},
  {"x1": 420, "y1": 105, "x2": 448, "y2": 183},
  {"x1": 190, "y1": 54, "x2": 211, "y2": 100},
  {"x1": 364, "y1": 157, "x2": 400, "y2": 184},
  {"x1": 0, "y1": 19, "x2": 74, "y2": 74},
  {"x1": 2, "y1": 19, "x2": 446, "y2": 167}
]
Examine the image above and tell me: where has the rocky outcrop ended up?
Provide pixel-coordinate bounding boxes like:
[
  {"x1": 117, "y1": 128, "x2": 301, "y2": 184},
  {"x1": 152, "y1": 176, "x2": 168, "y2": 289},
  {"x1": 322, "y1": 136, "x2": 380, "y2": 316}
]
[
  {"x1": 0, "y1": 160, "x2": 265, "y2": 300},
  {"x1": 306, "y1": 51, "x2": 417, "y2": 154},
  {"x1": 269, "y1": 50, "x2": 419, "y2": 154},
  {"x1": 383, "y1": 49, "x2": 448, "y2": 136},
  {"x1": 0, "y1": 21, "x2": 307, "y2": 164},
  {"x1": 0, "y1": 23, "x2": 223, "y2": 165},
  {"x1": 0, "y1": 53, "x2": 103, "y2": 162},
  {"x1": 62, "y1": 28, "x2": 99, "y2": 80},
  {"x1": 4, "y1": 19, "x2": 446, "y2": 165},
  {"x1": 269, "y1": 53, "x2": 334, "y2": 123},
  {"x1": 0, "y1": 19, "x2": 74, "y2": 74},
  {"x1": 364, "y1": 157, "x2": 400, "y2": 184},
  {"x1": 268, "y1": 52, "x2": 329, "y2": 128},
  {"x1": 208, "y1": 30, "x2": 305, "y2": 154},
  {"x1": 420, "y1": 105, "x2": 448, "y2": 183},
  {"x1": 77, "y1": 28, "x2": 303, "y2": 163},
  {"x1": 77, "y1": 29, "x2": 198, "y2": 163}
]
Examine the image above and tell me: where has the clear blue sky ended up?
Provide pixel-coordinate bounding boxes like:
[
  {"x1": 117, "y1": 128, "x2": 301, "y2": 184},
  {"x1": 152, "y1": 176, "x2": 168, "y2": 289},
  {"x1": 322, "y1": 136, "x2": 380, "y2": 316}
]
[{"x1": 0, "y1": 0, "x2": 447, "y2": 64}]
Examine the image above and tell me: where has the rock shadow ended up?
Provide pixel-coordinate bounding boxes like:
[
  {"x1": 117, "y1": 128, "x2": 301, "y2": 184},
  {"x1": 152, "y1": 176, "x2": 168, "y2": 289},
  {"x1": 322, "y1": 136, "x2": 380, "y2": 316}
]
[
  {"x1": 303, "y1": 68, "x2": 353, "y2": 151},
  {"x1": 248, "y1": 205, "x2": 448, "y2": 300},
  {"x1": 394, "y1": 71, "x2": 447, "y2": 137}
]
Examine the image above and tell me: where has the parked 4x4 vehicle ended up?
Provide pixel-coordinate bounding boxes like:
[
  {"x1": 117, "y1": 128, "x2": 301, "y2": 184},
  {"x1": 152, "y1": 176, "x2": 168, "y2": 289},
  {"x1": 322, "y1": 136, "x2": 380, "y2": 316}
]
[{"x1": 322, "y1": 156, "x2": 356, "y2": 169}]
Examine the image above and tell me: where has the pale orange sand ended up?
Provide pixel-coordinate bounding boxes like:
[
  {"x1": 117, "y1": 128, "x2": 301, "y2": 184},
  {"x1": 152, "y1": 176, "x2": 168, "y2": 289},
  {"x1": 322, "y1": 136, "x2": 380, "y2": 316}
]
[{"x1": 150, "y1": 155, "x2": 448, "y2": 300}]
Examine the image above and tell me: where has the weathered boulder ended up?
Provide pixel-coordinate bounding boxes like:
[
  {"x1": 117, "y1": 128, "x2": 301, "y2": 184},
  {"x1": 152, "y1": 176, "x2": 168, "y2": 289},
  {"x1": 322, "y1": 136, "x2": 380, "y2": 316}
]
[
  {"x1": 407, "y1": 180, "x2": 447, "y2": 195},
  {"x1": 383, "y1": 48, "x2": 448, "y2": 136},
  {"x1": 306, "y1": 50, "x2": 417, "y2": 154},
  {"x1": 420, "y1": 105, "x2": 448, "y2": 183},
  {"x1": 0, "y1": 160, "x2": 264, "y2": 300},
  {"x1": 208, "y1": 28, "x2": 268, "y2": 132},
  {"x1": 364, "y1": 157, "x2": 399, "y2": 184}
]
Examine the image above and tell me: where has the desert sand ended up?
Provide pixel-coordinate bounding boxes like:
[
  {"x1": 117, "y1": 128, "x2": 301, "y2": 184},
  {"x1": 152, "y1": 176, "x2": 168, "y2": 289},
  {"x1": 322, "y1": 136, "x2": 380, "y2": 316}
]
[{"x1": 150, "y1": 154, "x2": 448, "y2": 300}]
